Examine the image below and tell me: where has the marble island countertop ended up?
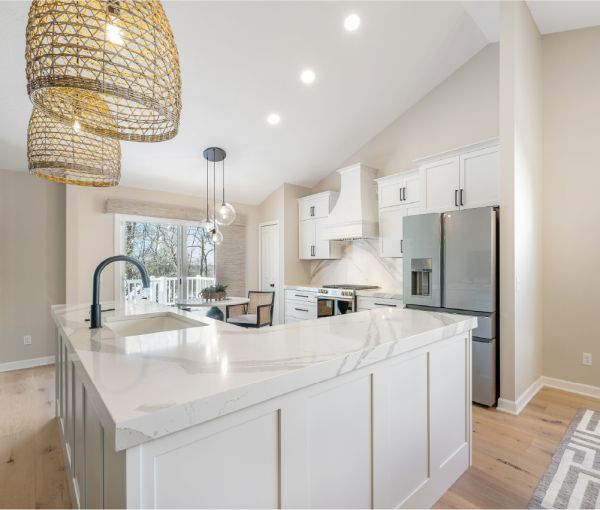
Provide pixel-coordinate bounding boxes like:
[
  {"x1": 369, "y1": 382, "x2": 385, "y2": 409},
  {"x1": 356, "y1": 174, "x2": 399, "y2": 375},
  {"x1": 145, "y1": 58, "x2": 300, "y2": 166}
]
[{"x1": 52, "y1": 301, "x2": 476, "y2": 451}]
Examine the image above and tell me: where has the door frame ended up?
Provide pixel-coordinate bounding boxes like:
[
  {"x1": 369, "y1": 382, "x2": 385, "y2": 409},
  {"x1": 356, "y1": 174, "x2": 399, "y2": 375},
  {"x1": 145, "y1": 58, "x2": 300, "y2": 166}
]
[{"x1": 258, "y1": 221, "x2": 281, "y2": 325}]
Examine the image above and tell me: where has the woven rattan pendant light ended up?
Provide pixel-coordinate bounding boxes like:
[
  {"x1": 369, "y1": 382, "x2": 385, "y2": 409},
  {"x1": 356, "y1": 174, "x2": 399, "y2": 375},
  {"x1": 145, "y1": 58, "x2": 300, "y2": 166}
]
[
  {"x1": 28, "y1": 103, "x2": 121, "y2": 187},
  {"x1": 25, "y1": 0, "x2": 181, "y2": 142}
]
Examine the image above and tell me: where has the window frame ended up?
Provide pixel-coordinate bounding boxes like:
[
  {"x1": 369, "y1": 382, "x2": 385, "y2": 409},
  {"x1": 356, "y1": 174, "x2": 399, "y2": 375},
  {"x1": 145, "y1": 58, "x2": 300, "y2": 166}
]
[{"x1": 113, "y1": 213, "x2": 216, "y2": 303}]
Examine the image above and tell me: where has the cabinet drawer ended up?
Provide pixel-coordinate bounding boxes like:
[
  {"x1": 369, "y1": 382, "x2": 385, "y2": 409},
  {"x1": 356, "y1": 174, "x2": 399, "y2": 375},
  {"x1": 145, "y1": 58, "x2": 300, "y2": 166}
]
[
  {"x1": 285, "y1": 301, "x2": 317, "y2": 320},
  {"x1": 285, "y1": 289, "x2": 317, "y2": 304},
  {"x1": 357, "y1": 296, "x2": 403, "y2": 311}
]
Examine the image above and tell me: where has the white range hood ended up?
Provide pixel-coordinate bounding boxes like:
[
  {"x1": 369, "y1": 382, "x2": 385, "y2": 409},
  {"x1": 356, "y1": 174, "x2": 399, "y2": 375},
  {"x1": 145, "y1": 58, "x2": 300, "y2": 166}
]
[{"x1": 321, "y1": 163, "x2": 379, "y2": 241}]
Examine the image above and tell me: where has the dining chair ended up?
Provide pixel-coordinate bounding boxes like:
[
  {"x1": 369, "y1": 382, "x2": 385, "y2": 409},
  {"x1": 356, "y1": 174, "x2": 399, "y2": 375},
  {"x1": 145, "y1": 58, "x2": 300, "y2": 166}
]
[{"x1": 226, "y1": 291, "x2": 275, "y2": 328}]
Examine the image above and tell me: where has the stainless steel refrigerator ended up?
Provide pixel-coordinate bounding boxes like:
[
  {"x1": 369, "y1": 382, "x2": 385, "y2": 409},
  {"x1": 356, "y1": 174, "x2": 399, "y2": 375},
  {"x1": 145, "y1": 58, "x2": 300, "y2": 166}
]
[{"x1": 403, "y1": 206, "x2": 498, "y2": 406}]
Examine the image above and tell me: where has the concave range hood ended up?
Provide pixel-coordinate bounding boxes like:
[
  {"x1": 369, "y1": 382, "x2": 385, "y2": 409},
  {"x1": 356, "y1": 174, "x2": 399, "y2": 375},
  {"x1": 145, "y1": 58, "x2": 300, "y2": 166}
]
[{"x1": 321, "y1": 163, "x2": 379, "y2": 241}]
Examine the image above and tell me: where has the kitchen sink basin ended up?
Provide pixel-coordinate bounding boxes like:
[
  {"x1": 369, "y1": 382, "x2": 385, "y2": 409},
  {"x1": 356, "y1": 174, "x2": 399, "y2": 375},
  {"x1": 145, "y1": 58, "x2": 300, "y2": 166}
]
[{"x1": 105, "y1": 312, "x2": 207, "y2": 337}]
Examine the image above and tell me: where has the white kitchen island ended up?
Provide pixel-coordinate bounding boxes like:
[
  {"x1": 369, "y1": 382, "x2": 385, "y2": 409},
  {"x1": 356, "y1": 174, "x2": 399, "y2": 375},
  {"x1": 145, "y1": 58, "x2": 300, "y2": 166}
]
[{"x1": 51, "y1": 301, "x2": 476, "y2": 509}]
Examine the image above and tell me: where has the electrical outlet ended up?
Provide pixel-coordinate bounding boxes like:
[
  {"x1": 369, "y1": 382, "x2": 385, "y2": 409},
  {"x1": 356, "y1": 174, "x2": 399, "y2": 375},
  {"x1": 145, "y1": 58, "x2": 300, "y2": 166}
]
[
  {"x1": 23, "y1": 335, "x2": 32, "y2": 345},
  {"x1": 583, "y1": 352, "x2": 592, "y2": 366}
]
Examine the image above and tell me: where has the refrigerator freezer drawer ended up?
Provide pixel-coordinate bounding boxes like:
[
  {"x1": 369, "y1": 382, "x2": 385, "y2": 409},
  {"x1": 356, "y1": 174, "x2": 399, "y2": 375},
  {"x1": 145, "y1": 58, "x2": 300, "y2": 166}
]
[{"x1": 472, "y1": 337, "x2": 497, "y2": 406}]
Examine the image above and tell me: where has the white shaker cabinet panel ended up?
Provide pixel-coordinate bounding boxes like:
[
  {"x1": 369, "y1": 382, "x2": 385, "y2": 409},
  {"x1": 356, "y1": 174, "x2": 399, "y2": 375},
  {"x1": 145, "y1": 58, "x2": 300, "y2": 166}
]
[
  {"x1": 379, "y1": 203, "x2": 421, "y2": 258},
  {"x1": 373, "y1": 353, "x2": 428, "y2": 508},
  {"x1": 377, "y1": 169, "x2": 420, "y2": 209},
  {"x1": 403, "y1": 170, "x2": 421, "y2": 205},
  {"x1": 430, "y1": 336, "x2": 468, "y2": 471},
  {"x1": 421, "y1": 156, "x2": 460, "y2": 213},
  {"x1": 299, "y1": 192, "x2": 336, "y2": 220},
  {"x1": 299, "y1": 220, "x2": 315, "y2": 259},
  {"x1": 298, "y1": 191, "x2": 341, "y2": 260},
  {"x1": 459, "y1": 147, "x2": 500, "y2": 209}
]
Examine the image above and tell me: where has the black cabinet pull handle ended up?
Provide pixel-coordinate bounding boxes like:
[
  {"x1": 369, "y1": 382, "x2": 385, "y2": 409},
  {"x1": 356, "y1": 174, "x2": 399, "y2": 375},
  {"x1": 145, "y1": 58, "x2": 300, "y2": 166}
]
[
  {"x1": 295, "y1": 294, "x2": 308, "y2": 298},
  {"x1": 402, "y1": 187, "x2": 407, "y2": 201},
  {"x1": 399, "y1": 188, "x2": 403, "y2": 202},
  {"x1": 460, "y1": 189, "x2": 465, "y2": 206},
  {"x1": 454, "y1": 189, "x2": 458, "y2": 207},
  {"x1": 401, "y1": 239, "x2": 403, "y2": 253},
  {"x1": 294, "y1": 307, "x2": 309, "y2": 312},
  {"x1": 374, "y1": 303, "x2": 397, "y2": 307}
]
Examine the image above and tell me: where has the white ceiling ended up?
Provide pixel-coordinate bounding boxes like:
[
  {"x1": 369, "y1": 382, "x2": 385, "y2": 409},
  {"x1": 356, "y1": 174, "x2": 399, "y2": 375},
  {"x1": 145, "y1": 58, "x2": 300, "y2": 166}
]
[
  {"x1": 463, "y1": 1, "x2": 600, "y2": 43},
  {"x1": 0, "y1": 1, "x2": 492, "y2": 204},
  {"x1": 6, "y1": 2, "x2": 599, "y2": 205}
]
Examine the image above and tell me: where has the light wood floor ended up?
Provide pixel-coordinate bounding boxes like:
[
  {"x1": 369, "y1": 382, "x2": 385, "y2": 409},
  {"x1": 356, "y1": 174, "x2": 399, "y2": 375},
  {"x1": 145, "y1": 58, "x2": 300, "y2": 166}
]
[
  {"x1": 0, "y1": 365, "x2": 71, "y2": 509},
  {"x1": 0, "y1": 367, "x2": 598, "y2": 509}
]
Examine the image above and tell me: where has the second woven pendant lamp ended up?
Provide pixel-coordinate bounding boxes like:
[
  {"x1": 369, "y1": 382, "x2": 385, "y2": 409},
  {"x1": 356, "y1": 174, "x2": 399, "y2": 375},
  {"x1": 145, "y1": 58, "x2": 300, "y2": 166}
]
[
  {"x1": 28, "y1": 99, "x2": 121, "y2": 187},
  {"x1": 25, "y1": 0, "x2": 182, "y2": 143}
]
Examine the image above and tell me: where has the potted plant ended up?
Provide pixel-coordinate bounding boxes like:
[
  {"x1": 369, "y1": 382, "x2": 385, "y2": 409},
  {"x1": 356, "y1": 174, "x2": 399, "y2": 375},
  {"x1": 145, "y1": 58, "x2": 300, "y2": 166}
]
[{"x1": 200, "y1": 284, "x2": 228, "y2": 301}]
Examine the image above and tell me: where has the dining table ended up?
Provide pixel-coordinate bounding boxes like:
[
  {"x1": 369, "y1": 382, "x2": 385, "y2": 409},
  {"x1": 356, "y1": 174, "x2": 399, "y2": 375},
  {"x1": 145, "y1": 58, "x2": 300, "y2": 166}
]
[{"x1": 174, "y1": 296, "x2": 250, "y2": 321}]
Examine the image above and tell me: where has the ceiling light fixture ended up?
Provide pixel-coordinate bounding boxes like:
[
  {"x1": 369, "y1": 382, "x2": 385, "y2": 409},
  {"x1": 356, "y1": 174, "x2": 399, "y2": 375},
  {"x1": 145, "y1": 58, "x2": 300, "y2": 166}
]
[
  {"x1": 25, "y1": 0, "x2": 182, "y2": 142},
  {"x1": 28, "y1": 105, "x2": 120, "y2": 187},
  {"x1": 267, "y1": 113, "x2": 281, "y2": 126},
  {"x1": 300, "y1": 69, "x2": 316, "y2": 84},
  {"x1": 202, "y1": 147, "x2": 235, "y2": 245},
  {"x1": 344, "y1": 13, "x2": 361, "y2": 32}
]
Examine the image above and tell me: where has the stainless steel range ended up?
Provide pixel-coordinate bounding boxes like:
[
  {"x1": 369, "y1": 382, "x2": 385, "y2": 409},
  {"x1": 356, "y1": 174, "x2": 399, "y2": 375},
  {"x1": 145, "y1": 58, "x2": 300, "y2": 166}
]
[{"x1": 316, "y1": 285, "x2": 379, "y2": 318}]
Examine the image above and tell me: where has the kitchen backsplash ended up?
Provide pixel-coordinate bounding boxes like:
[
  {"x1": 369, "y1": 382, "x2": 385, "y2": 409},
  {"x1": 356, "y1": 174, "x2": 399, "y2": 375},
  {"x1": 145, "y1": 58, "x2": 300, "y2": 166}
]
[{"x1": 310, "y1": 239, "x2": 403, "y2": 291}]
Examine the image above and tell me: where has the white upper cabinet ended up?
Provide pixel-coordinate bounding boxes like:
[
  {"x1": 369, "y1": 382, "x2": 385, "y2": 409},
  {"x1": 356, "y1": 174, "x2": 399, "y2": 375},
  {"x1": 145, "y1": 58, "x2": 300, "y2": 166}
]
[
  {"x1": 417, "y1": 139, "x2": 500, "y2": 213},
  {"x1": 459, "y1": 146, "x2": 500, "y2": 209},
  {"x1": 421, "y1": 156, "x2": 461, "y2": 213},
  {"x1": 298, "y1": 191, "x2": 342, "y2": 260},
  {"x1": 376, "y1": 170, "x2": 423, "y2": 258},
  {"x1": 377, "y1": 169, "x2": 420, "y2": 209},
  {"x1": 299, "y1": 192, "x2": 333, "y2": 221}
]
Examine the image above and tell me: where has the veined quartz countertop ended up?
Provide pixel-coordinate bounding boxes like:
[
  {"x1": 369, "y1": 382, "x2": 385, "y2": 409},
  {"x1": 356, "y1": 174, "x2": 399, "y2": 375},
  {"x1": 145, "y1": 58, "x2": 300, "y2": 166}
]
[{"x1": 52, "y1": 301, "x2": 476, "y2": 451}]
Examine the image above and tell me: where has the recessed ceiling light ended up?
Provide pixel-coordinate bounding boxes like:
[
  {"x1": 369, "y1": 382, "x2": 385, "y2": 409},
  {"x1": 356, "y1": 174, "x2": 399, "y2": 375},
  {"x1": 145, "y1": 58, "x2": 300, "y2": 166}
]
[
  {"x1": 267, "y1": 113, "x2": 281, "y2": 126},
  {"x1": 300, "y1": 69, "x2": 316, "y2": 84},
  {"x1": 344, "y1": 13, "x2": 361, "y2": 32}
]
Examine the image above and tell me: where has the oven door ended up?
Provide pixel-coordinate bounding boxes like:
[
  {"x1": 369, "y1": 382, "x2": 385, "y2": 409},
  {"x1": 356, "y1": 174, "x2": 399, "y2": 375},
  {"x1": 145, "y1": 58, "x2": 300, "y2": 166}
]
[
  {"x1": 335, "y1": 298, "x2": 354, "y2": 315},
  {"x1": 317, "y1": 298, "x2": 335, "y2": 318}
]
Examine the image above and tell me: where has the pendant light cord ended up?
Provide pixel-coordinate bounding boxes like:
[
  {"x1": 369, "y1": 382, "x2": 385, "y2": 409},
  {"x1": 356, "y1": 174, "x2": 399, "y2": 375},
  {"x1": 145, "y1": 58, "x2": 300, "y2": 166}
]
[
  {"x1": 205, "y1": 156, "x2": 209, "y2": 222},
  {"x1": 222, "y1": 158, "x2": 225, "y2": 205},
  {"x1": 213, "y1": 148, "x2": 217, "y2": 229}
]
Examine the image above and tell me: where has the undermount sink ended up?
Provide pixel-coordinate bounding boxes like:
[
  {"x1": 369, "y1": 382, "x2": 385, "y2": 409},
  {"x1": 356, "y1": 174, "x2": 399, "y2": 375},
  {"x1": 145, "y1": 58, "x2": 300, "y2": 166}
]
[{"x1": 105, "y1": 312, "x2": 207, "y2": 337}]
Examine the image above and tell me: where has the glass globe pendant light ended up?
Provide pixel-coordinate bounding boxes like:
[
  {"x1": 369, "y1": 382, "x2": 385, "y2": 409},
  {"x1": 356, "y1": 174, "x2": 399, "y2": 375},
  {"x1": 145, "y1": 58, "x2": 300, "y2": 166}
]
[
  {"x1": 215, "y1": 157, "x2": 236, "y2": 226},
  {"x1": 202, "y1": 147, "x2": 227, "y2": 245}
]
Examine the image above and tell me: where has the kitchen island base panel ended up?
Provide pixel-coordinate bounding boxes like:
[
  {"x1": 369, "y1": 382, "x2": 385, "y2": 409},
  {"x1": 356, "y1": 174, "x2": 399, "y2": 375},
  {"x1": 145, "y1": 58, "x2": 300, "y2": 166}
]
[{"x1": 56, "y1": 331, "x2": 470, "y2": 509}]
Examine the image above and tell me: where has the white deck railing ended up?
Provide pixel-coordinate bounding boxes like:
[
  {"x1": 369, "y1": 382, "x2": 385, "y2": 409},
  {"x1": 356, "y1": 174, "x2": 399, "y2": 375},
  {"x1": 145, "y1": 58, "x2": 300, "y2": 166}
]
[{"x1": 124, "y1": 276, "x2": 216, "y2": 305}]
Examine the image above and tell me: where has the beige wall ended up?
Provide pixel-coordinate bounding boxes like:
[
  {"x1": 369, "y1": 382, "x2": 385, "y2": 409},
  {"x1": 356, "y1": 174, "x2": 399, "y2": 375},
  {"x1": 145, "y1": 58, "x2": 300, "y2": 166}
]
[
  {"x1": 312, "y1": 43, "x2": 499, "y2": 193},
  {"x1": 499, "y1": 1, "x2": 544, "y2": 402},
  {"x1": 542, "y1": 27, "x2": 600, "y2": 388},
  {"x1": 258, "y1": 183, "x2": 312, "y2": 321},
  {"x1": 66, "y1": 185, "x2": 259, "y2": 304},
  {"x1": 0, "y1": 170, "x2": 65, "y2": 364}
]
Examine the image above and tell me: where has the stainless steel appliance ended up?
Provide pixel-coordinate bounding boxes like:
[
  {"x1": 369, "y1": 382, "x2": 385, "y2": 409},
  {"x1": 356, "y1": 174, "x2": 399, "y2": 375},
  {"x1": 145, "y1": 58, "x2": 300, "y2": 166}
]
[
  {"x1": 317, "y1": 285, "x2": 379, "y2": 318},
  {"x1": 403, "y1": 207, "x2": 499, "y2": 406}
]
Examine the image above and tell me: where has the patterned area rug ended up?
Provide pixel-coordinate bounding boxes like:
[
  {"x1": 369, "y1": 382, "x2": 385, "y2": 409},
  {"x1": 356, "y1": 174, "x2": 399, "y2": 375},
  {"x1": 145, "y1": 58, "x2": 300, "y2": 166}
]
[{"x1": 529, "y1": 408, "x2": 600, "y2": 509}]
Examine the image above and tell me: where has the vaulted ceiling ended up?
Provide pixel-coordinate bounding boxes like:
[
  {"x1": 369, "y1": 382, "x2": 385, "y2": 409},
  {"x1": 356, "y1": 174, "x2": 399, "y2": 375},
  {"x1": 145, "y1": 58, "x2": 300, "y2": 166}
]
[{"x1": 0, "y1": 1, "x2": 597, "y2": 204}]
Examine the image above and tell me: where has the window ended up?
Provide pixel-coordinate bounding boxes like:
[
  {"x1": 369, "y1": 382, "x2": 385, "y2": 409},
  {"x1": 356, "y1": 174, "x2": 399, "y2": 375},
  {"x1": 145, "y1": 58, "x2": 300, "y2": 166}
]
[{"x1": 117, "y1": 216, "x2": 215, "y2": 305}]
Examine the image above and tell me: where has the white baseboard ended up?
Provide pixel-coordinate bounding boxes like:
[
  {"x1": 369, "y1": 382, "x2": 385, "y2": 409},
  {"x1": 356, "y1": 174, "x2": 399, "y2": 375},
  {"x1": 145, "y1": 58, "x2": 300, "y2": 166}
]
[
  {"x1": 497, "y1": 376, "x2": 544, "y2": 415},
  {"x1": 497, "y1": 375, "x2": 600, "y2": 415},
  {"x1": 541, "y1": 376, "x2": 600, "y2": 400},
  {"x1": 0, "y1": 355, "x2": 55, "y2": 373}
]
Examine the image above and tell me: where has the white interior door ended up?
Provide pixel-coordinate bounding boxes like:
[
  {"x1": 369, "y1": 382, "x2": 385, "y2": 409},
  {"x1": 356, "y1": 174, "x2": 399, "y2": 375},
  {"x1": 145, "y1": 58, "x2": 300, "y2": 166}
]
[{"x1": 259, "y1": 223, "x2": 281, "y2": 324}]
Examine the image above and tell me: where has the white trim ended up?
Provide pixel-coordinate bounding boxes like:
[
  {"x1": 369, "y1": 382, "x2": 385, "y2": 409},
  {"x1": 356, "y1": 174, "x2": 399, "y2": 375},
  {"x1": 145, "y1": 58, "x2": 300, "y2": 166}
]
[
  {"x1": 497, "y1": 375, "x2": 600, "y2": 416},
  {"x1": 0, "y1": 355, "x2": 55, "y2": 373},
  {"x1": 413, "y1": 137, "x2": 499, "y2": 165},
  {"x1": 541, "y1": 376, "x2": 600, "y2": 400},
  {"x1": 258, "y1": 220, "x2": 281, "y2": 324},
  {"x1": 497, "y1": 376, "x2": 544, "y2": 415}
]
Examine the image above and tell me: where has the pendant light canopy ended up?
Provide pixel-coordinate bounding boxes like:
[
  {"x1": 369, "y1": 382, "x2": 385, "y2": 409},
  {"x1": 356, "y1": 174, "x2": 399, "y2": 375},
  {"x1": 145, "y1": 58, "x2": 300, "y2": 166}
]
[
  {"x1": 25, "y1": 0, "x2": 182, "y2": 142},
  {"x1": 28, "y1": 103, "x2": 121, "y2": 186}
]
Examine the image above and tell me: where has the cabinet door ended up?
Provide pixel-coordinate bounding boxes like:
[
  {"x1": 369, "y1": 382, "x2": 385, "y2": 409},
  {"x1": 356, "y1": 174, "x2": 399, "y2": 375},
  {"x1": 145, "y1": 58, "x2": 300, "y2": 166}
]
[
  {"x1": 314, "y1": 218, "x2": 330, "y2": 259},
  {"x1": 459, "y1": 147, "x2": 500, "y2": 209},
  {"x1": 379, "y1": 207, "x2": 404, "y2": 258},
  {"x1": 312, "y1": 195, "x2": 331, "y2": 219},
  {"x1": 299, "y1": 221, "x2": 315, "y2": 259},
  {"x1": 379, "y1": 180, "x2": 403, "y2": 208},
  {"x1": 422, "y1": 156, "x2": 460, "y2": 212},
  {"x1": 403, "y1": 171, "x2": 421, "y2": 204}
]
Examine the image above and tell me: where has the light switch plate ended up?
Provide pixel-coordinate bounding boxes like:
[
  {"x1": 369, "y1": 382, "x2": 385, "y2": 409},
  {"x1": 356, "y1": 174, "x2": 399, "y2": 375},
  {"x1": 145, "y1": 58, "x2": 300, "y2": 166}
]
[
  {"x1": 24, "y1": 335, "x2": 32, "y2": 345},
  {"x1": 583, "y1": 352, "x2": 592, "y2": 366}
]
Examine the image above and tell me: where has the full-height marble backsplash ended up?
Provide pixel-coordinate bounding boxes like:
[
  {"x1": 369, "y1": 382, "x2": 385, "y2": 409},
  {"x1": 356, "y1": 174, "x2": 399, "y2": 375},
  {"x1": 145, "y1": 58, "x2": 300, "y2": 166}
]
[{"x1": 310, "y1": 240, "x2": 403, "y2": 291}]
